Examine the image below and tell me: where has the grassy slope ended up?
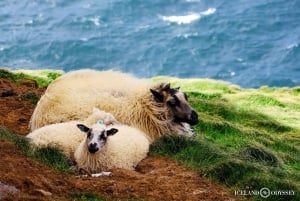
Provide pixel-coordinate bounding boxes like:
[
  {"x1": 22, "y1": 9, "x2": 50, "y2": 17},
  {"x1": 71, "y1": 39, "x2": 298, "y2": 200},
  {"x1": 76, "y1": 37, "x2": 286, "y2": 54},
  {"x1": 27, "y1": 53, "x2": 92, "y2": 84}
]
[
  {"x1": 1, "y1": 70, "x2": 299, "y2": 200},
  {"x1": 152, "y1": 76, "x2": 300, "y2": 201},
  {"x1": 0, "y1": 68, "x2": 62, "y2": 87},
  {"x1": 0, "y1": 128, "x2": 72, "y2": 174}
]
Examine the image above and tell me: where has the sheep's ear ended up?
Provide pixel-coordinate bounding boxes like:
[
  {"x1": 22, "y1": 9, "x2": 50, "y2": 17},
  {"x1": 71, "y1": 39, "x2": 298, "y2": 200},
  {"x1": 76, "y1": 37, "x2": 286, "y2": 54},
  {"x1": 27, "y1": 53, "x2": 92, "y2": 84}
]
[
  {"x1": 107, "y1": 128, "x2": 118, "y2": 136},
  {"x1": 77, "y1": 124, "x2": 90, "y2": 133},
  {"x1": 162, "y1": 83, "x2": 171, "y2": 91},
  {"x1": 150, "y1": 89, "x2": 164, "y2": 102}
]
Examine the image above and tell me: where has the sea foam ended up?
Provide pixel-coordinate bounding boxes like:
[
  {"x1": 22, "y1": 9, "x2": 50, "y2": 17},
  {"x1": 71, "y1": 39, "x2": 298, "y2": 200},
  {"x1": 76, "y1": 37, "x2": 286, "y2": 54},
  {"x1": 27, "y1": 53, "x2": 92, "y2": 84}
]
[
  {"x1": 161, "y1": 13, "x2": 200, "y2": 25},
  {"x1": 200, "y1": 8, "x2": 216, "y2": 16},
  {"x1": 161, "y1": 8, "x2": 216, "y2": 25},
  {"x1": 186, "y1": 0, "x2": 201, "y2": 3},
  {"x1": 286, "y1": 43, "x2": 298, "y2": 50},
  {"x1": 77, "y1": 16, "x2": 101, "y2": 26}
]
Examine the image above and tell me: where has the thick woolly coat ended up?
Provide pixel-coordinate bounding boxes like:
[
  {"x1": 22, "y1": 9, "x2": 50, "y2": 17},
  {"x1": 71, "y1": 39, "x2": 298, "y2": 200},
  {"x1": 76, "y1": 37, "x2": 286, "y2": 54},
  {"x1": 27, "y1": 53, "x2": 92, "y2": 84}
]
[
  {"x1": 26, "y1": 108, "x2": 118, "y2": 158},
  {"x1": 30, "y1": 69, "x2": 193, "y2": 142},
  {"x1": 75, "y1": 124, "x2": 150, "y2": 173}
]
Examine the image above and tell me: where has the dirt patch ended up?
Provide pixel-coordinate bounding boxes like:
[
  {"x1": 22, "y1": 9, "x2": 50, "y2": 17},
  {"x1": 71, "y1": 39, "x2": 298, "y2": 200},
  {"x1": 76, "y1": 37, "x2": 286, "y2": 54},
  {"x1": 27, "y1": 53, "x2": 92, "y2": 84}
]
[
  {"x1": 0, "y1": 77, "x2": 239, "y2": 200},
  {"x1": 0, "y1": 78, "x2": 44, "y2": 135}
]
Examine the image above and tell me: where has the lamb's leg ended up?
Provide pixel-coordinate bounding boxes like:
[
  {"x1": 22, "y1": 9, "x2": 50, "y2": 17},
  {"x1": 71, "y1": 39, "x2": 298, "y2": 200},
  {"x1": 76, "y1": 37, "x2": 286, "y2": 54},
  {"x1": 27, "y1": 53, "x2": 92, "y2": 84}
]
[
  {"x1": 77, "y1": 167, "x2": 111, "y2": 177},
  {"x1": 78, "y1": 167, "x2": 92, "y2": 176}
]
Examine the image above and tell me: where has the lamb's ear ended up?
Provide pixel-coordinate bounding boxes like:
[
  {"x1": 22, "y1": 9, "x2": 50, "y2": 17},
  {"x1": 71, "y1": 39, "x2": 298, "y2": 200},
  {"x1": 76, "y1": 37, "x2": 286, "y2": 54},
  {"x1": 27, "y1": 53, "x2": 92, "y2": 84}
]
[
  {"x1": 77, "y1": 124, "x2": 90, "y2": 133},
  {"x1": 92, "y1": 107, "x2": 100, "y2": 113},
  {"x1": 107, "y1": 128, "x2": 118, "y2": 136},
  {"x1": 150, "y1": 89, "x2": 164, "y2": 102}
]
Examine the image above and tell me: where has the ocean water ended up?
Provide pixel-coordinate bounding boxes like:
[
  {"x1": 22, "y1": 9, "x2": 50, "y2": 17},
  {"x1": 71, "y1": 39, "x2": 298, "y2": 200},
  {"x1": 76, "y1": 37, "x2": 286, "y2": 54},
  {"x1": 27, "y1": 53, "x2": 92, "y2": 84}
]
[{"x1": 0, "y1": 0, "x2": 299, "y2": 88}]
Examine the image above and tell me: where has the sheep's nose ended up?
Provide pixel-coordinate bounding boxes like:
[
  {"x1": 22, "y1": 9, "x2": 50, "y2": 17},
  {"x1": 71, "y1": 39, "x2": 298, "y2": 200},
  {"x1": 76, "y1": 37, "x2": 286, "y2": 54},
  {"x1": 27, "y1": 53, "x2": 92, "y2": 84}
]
[
  {"x1": 88, "y1": 143, "x2": 99, "y2": 153},
  {"x1": 188, "y1": 110, "x2": 199, "y2": 125}
]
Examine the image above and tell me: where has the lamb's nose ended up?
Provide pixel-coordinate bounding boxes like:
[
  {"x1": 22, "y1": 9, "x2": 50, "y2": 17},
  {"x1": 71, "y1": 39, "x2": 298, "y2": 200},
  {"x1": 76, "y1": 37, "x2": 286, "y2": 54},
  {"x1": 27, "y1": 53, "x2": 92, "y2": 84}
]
[
  {"x1": 88, "y1": 143, "x2": 99, "y2": 153},
  {"x1": 90, "y1": 142, "x2": 97, "y2": 147}
]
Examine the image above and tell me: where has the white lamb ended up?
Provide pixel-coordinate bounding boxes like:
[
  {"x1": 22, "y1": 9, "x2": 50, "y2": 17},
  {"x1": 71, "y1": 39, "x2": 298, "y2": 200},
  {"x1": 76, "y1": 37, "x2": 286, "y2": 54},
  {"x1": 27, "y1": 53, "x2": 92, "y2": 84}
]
[
  {"x1": 26, "y1": 108, "x2": 120, "y2": 159},
  {"x1": 75, "y1": 123, "x2": 150, "y2": 173}
]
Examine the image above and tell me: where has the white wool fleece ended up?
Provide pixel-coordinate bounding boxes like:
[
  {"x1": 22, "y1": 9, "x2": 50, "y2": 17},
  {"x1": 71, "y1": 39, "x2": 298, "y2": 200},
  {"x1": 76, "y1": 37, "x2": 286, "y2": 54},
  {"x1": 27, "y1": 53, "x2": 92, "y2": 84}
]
[
  {"x1": 26, "y1": 108, "x2": 118, "y2": 159},
  {"x1": 75, "y1": 124, "x2": 150, "y2": 173}
]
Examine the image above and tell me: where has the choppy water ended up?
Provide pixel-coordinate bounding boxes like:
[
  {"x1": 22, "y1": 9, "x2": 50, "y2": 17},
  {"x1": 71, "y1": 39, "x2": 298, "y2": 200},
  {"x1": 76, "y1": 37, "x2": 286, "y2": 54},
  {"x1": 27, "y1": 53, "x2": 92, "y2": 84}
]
[{"x1": 0, "y1": 0, "x2": 300, "y2": 88}]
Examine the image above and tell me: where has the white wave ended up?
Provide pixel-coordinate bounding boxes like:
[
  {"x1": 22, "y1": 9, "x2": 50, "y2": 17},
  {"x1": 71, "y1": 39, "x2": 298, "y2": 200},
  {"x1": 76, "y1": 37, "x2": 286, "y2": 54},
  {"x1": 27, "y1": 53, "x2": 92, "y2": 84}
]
[
  {"x1": 135, "y1": 25, "x2": 150, "y2": 32},
  {"x1": 161, "y1": 13, "x2": 200, "y2": 25},
  {"x1": 0, "y1": 46, "x2": 5, "y2": 51},
  {"x1": 236, "y1": 58, "x2": 243, "y2": 62},
  {"x1": 286, "y1": 43, "x2": 298, "y2": 50},
  {"x1": 186, "y1": 0, "x2": 201, "y2": 2},
  {"x1": 24, "y1": 13, "x2": 44, "y2": 26},
  {"x1": 80, "y1": 37, "x2": 88, "y2": 42},
  {"x1": 200, "y1": 8, "x2": 216, "y2": 16},
  {"x1": 89, "y1": 16, "x2": 101, "y2": 26},
  {"x1": 26, "y1": 20, "x2": 33, "y2": 25},
  {"x1": 177, "y1": 32, "x2": 199, "y2": 39},
  {"x1": 79, "y1": 16, "x2": 101, "y2": 26},
  {"x1": 160, "y1": 8, "x2": 216, "y2": 25}
]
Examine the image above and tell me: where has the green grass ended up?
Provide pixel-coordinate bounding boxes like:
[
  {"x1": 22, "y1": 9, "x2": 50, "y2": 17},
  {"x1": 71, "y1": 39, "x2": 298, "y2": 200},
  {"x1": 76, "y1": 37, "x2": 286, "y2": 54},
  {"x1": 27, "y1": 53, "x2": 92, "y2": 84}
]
[
  {"x1": 0, "y1": 128, "x2": 73, "y2": 173},
  {"x1": 1, "y1": 69, "x2": 300, "y2": 200},
  {"x1": 151, "y1": 76, "x2": 300, "y2": 201},
  {"x1": 0, "y1": 68, "x2": 62, "y2": 87},
  {"x1": 21, "y1": 92, "x2": 40, "y2": 105}
]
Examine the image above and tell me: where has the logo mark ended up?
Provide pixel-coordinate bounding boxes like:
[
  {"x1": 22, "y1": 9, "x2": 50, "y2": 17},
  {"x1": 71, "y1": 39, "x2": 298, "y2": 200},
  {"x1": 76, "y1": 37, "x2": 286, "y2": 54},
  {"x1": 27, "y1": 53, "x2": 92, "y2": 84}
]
[{"x1": 260, "y1": 187, "x2": 270, "y2": 198}]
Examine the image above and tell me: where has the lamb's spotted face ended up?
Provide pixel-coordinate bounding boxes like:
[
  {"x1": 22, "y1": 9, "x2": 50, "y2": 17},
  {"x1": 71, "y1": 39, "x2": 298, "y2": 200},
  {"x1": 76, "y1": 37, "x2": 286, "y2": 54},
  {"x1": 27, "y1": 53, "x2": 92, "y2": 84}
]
[
  {"x1": 77, "y1": 124, "x2": 118, "y2": 154},
  {"x1": 87, "y1": 128, "x2": 107, "y2": 153}
]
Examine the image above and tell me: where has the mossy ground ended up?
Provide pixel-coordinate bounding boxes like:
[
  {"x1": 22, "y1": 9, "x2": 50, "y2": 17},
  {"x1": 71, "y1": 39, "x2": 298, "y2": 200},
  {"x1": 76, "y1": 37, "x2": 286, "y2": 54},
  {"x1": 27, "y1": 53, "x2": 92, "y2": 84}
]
[
  {"x1": 0, "y1": 68, "x2": 62, "y2": 88},
  {"x1": 1, "y1": 70, "x2": 299, "y2": 200}
]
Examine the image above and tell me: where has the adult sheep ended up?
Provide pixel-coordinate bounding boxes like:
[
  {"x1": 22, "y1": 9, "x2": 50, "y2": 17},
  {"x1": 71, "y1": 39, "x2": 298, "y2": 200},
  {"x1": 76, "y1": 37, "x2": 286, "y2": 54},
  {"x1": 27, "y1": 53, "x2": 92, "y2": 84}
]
[
  {"x1": 30, "y1": 69, "x2": 199, "y2": 142},
  {"x1": 75, "y1": 123, "x2": 150, "y2": 173},
  {"x1": 26, "y1": 108, "x2": 120, "y2": 159}
]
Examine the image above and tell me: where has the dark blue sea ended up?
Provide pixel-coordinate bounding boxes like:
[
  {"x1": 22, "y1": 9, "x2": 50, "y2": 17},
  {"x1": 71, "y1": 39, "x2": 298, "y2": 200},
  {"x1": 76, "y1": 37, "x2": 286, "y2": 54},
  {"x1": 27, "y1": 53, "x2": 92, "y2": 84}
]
[{"x1": 0, "y1": 0, "x2": 300, "y2": 88}]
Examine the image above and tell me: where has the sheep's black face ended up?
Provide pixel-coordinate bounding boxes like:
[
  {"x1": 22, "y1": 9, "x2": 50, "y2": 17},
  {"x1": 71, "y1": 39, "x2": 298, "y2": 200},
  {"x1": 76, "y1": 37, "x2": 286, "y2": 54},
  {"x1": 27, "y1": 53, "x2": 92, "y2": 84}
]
[
  {"x1": 77, "y1": 124, "x2": 118, "y2": 154},
  {"x1": 150, "y1": 83, "x2": 199, "y2": 126},
  {"x1": 167, "y1": 90, "x2": 199, "y2": 125}
]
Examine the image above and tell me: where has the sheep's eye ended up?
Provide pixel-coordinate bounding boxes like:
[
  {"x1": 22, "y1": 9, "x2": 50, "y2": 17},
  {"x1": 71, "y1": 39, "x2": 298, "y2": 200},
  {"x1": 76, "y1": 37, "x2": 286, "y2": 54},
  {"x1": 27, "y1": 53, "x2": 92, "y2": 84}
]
[{"x1": 167, "y1": 97, "x2": 178, "y2": 107}]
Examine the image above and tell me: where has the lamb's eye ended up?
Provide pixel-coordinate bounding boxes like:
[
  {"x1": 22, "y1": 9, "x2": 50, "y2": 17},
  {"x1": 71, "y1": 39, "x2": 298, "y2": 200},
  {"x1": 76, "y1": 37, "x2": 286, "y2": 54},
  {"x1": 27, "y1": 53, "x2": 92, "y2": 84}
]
[
  {"x1": 99, "y1": 132, "x2": 107, "y2": 140},
  {"x1": 87, "y1": 131, "x2": 92, "y2": 139}
]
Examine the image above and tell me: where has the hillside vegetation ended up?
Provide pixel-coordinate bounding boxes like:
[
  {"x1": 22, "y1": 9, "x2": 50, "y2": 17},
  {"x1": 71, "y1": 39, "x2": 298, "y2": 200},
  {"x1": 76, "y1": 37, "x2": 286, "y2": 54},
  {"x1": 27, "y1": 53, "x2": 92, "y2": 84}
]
[
  {"x1": 152, "y1": 76, "x2": 300, "y2": 201},
  {"x1": 1, "y1": 69, "x2": 299, "y2": 201}
]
